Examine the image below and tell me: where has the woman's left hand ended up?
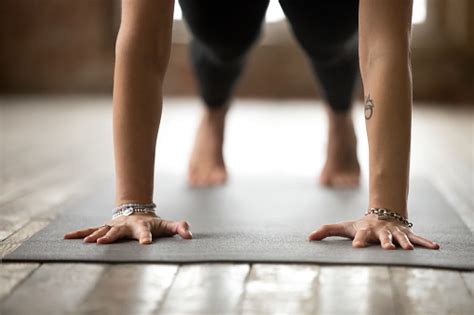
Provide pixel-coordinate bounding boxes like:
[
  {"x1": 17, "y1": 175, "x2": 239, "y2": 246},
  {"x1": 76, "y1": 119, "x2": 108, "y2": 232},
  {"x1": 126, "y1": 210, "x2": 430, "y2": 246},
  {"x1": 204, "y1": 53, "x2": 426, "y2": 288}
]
[{"x1": 308, "y1": 214, "x2": 440, "y2": 250}]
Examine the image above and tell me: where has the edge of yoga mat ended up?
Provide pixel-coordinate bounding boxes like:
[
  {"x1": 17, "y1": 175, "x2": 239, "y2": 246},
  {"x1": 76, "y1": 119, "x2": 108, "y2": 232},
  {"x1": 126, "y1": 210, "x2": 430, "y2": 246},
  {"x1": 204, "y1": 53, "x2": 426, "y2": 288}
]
[{"x1": 3, "y1": 176, "x2": 473, "y2": 271}]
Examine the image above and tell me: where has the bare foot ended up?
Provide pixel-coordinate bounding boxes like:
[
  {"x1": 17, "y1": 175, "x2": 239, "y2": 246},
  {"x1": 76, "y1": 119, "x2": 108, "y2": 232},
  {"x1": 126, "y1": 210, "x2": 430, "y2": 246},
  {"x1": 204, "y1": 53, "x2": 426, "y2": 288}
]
[
  {"x1": 188, "y1": 106, "x2": 228, "y2": 187},
  {"x1": 319, "y1": 109, "x2": 360, "y2": 188}
]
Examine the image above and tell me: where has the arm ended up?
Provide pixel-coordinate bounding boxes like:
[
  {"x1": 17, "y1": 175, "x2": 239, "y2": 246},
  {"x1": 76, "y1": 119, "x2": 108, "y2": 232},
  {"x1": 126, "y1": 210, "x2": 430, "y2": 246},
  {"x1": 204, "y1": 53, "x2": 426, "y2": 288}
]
[
  {"x1": 113, "y1": 0, "x2": 171, "y2": 207},
  {"x1": 309, "y1": 0, "x2": 439, "y2": 250},
  {"x1": 65, "y1": 0, "x2": 192, "y2": 244},
  {"x1": 360, "y1": 0, "x2": 412, "y2": 215}
]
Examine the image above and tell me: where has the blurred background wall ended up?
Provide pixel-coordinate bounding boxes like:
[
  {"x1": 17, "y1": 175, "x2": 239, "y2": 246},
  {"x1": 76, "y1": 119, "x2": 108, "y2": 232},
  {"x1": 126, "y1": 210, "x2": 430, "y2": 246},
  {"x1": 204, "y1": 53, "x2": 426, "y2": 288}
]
[{"x1": 0, "y1": 0, "x2": 473, "y2": 104}]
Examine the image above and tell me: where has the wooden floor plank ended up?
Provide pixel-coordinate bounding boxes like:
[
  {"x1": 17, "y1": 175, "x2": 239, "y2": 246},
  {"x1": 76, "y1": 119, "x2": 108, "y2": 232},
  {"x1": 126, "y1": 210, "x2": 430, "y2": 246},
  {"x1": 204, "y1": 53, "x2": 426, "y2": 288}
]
[
  {"x1": 0, "y1": 219, "x2": 50, "y2": 257},
  {"x1": 460, "y1": 272, "x2": 474, "y2": 297},
  {"x1": 0, "y1": 264, "x2": 106, "y2": 315},
  {"x1": 1, "y1": 98, "x2": 113, "y2": 206},
  {"x1": 390, "y1": 267, "x2": 474, "y2": 315},
  {"x1": 0, "y1": 175, "x2": 102, "y2": 242},
  {"x1": 0, "y1": 263, "x2": 39, "y2": 302},
  {"x1": 158, "y1": 264, "x2": 250, "y2": 315},
  {"x1": 77, "y1": 264, "x2": 178, "y2": 315},
  {"x1": 316, "y1": 266, "x2": 396, "y2": 315},
  {"x1": 1, "y1": 98, "x2": 472, "y2": 314},
  {"x1": 240, "y1": 264, "x2": 319, "y2": 315}
]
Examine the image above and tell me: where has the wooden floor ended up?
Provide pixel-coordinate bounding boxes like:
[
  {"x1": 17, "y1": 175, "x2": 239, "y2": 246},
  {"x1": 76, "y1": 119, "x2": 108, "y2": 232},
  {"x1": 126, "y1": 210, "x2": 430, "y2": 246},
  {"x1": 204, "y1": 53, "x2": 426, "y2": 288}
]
[{"x1": 0, "y1": 97, "x2": 472, "y2": 315}]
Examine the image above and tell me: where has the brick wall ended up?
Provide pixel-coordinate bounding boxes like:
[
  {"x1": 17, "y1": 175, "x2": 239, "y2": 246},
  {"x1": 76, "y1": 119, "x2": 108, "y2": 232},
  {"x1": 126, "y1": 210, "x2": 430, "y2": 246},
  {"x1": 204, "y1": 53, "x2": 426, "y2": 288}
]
[{"x1": 0, "y1": 1, "x2": 472, "y2": 104}]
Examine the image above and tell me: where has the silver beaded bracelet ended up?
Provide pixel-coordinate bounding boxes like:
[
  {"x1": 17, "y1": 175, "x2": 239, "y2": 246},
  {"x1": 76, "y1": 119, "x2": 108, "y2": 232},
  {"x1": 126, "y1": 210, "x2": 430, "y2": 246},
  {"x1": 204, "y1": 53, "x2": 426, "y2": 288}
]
[
  {"x1": 114, "y1": 202, "x2": 156, "y2": 212},
  {"x1": 365, "y1": 207, "x2": 413, "y2": 228},
  {"x1": 112, "y1": 203, "x2": 157, "y2": 219}
]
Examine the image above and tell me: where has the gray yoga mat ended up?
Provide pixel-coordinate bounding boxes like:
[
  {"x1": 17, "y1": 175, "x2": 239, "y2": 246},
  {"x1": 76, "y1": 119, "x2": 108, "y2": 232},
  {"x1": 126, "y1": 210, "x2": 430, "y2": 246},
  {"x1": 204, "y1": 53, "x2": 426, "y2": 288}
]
[{"x1": 3, "y1": 175, "x2": 473, "y2": 270}]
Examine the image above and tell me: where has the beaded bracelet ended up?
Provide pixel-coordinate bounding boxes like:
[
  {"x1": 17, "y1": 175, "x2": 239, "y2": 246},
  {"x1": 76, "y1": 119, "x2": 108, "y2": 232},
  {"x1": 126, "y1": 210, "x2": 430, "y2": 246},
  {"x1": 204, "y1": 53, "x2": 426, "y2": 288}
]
[
  {"x1": 114, "y1": 202, "x2": 156, "y2": 212},
  {"x1": 365, "y1": 207, "x2": 413, "y2": 228},
  {"x1": 112, "y1": 202, "x2": 157, "y2": 219}
]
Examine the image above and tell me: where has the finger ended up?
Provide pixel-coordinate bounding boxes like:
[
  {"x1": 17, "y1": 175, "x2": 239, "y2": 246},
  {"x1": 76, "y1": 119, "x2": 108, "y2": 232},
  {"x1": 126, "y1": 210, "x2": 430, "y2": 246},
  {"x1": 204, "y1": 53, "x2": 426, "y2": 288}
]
[
  {"x1": 176, "y1": 221, "x2": 193, "y2": 239},
  {"x1": 408, "y1": 233, "x2": 440, "y2": 249},
  {"x1": 154, "y1": 220, "x2": 193, "y2": 239},
  {"x1": 84, "y1": 226, "x2": 110, "y2": 243},
  {"x1": 392, "y1": 229, "x2": 414, "y2": 250},
  {"x1": 64, "y1": 227, "x2": 99, "y2": 239},
  {"x1": 97, "y1": 226, "x2": 126, "y2": 244},
  {"x1": 137, "y1": 228, "x2": 153, "y2": 245},
  {"x1": 352, "y1": 228, "x2": 370, "y2": 248},
  {"x1": 308, "y1": 223, "x2": 350, "y2": 241},
  {"x1": 378, "y1": 229, "x2": 396, "y2": 250}
]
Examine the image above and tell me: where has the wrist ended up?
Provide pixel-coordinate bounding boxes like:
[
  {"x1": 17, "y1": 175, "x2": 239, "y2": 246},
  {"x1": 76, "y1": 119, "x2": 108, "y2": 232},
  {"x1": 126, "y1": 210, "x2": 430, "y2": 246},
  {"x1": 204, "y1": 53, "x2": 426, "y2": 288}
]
[
  {"x1": 114, "y1": 178, "x2": 154, "y2": 207},
  {"x1": 112, "y1": 202, "x2": 157, "y2": 219},
  {"x1": 114, "y1": 192, "x2": 154, "y2": 207},
  {"x1": 369, "y1": 183, "x2": 408, "y2": 216},
  {"x1": 368, "y1": 198, "x2": 408, "y2": 217},
  {"x1": 115, "y1": 198, "x2": 154, "y2": 207},
  {"x1": 365, "y1": 208, "x2": 413, "y2": 228},
  {"x1": 369, "y1": 176, "x2": 409, "y2": 217}
]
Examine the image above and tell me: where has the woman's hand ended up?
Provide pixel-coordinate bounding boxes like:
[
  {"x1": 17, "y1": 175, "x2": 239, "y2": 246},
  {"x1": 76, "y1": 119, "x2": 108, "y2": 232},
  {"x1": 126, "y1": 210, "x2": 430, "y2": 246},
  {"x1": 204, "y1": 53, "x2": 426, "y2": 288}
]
[
  {"x1": 308, "y1": 214, "x2": 439, "y2": 250},
  {"x1": 63, "y1": 213, "x2": 192, "y2": 245}
]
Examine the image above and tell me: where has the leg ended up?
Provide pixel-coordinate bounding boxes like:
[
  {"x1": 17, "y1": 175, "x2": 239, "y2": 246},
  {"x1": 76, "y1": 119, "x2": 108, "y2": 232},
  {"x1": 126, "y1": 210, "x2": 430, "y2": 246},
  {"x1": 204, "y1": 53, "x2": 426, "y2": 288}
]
[
  {"x1": 179, "y1": 0, "x2": 269, "y2": 186},
  {"x1": 280, "y1": 0, "x2": 361, "y2": 188}
]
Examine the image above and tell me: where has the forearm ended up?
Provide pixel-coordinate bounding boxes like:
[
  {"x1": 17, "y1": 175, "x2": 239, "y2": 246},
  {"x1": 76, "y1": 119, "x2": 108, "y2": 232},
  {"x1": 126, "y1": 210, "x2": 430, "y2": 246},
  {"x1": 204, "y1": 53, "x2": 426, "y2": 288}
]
[
  {"x1": 112, "y1": 0, "x2": 173, "y2": 206},
  {"x1": 359, "y1": 0, "x2": 413, "y2": 217},
  {"x1": 363, "y1": 54, "x2": 412, "y2": 216},
  {"x1": 113, "y1": 45, "x2": 163, "y2": 205}
]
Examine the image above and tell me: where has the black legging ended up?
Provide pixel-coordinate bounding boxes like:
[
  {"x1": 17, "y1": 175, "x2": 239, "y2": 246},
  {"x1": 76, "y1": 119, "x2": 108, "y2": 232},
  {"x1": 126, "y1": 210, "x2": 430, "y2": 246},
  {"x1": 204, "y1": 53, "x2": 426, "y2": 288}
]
[{"x1": 178, "y1": 0, "x2": 360, "y2": 112}]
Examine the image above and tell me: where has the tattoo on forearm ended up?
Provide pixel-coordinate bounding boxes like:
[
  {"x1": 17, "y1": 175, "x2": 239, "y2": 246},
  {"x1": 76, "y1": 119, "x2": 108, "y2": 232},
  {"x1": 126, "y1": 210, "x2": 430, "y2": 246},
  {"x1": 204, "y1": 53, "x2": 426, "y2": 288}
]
[{"x1": 364, "y1": 94, "x2": 374, "y2": 120}]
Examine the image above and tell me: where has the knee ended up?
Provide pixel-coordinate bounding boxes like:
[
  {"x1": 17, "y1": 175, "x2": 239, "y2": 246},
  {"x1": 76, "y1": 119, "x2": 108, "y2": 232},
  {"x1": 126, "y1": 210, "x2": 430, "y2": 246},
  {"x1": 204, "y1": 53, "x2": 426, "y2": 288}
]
[
  {"x1": 192, "y1": 37, "x2": 252, "y2": 66},
  {"x1": 193, "y1": 29, "x2": 258, "y2": 66},
  {"x1": 310, "y1": 43, "x2": 358, "y2": 68},
  {"x1": 210, "y1": 45, "x2": 248, "y2": 65}
]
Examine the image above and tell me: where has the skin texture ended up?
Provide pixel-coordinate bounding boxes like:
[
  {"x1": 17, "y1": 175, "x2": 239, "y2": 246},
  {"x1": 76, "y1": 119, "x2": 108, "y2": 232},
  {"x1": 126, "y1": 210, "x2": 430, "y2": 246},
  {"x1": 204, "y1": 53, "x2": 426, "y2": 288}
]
[
  {"x1": 188, "y1": 105, "x2": 229, "y2": 186},
  {"x1": 308, "y1": 0, "x2": 439, "y2": 250},
  {"x1": 64, "y1": 213, "x2": 192, "y2": 245},
  {"x1": 65, "y1": 0, "x2": 191, "y2": 244},
  {"x1": 318, "y1": 108, "x2": 360, "y2": 188},
  {"x1": 65, "y1": 0, "x2": 439, "y2": 249}
]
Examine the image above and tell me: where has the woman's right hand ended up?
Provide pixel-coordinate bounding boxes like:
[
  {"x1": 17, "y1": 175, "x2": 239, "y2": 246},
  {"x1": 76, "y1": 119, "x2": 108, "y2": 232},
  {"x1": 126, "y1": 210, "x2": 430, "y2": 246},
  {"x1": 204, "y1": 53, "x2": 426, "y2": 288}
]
[{"x1": 63, "y1": 213, "x2": 192, "y2": 245}]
